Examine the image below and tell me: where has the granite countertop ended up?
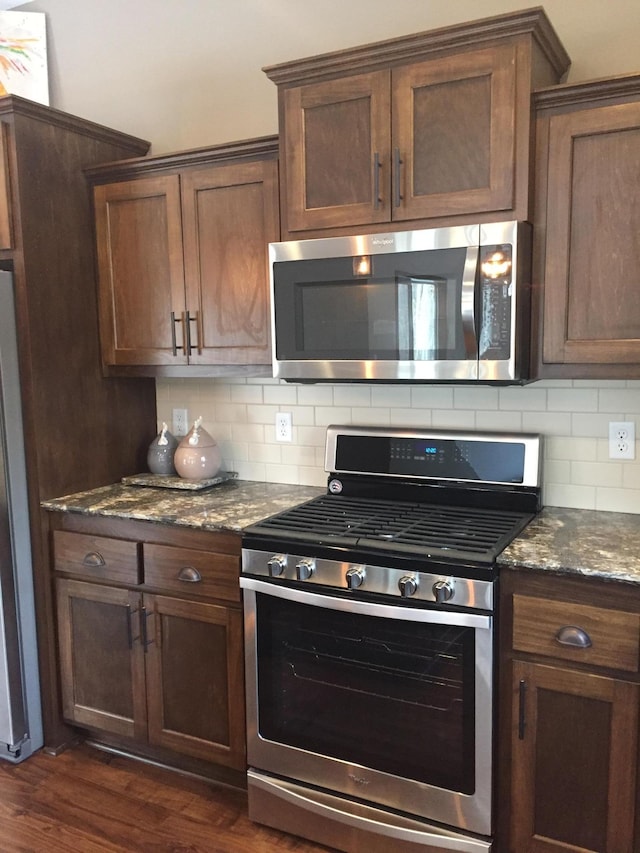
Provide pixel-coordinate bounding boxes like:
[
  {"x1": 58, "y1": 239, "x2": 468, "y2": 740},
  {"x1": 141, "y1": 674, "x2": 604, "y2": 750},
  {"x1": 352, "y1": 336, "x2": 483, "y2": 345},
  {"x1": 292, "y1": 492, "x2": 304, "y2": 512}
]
[
  {"x1": 498, "y1": 506, "x2": 640, "y2": 585},
  {"x1": 42, "y1": 479, "x2": 324, "y2": 533},
  {"x1": 43, "y1": 480, "x2": 640, "y2": 584}
]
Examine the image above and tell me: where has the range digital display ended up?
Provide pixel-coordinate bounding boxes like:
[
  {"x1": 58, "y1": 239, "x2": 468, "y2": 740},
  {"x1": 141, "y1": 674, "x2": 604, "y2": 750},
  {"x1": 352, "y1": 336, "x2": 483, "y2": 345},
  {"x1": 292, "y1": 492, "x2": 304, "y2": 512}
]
[{"x1": 335, "y1": 435, "x2": 526, "y2": 484}]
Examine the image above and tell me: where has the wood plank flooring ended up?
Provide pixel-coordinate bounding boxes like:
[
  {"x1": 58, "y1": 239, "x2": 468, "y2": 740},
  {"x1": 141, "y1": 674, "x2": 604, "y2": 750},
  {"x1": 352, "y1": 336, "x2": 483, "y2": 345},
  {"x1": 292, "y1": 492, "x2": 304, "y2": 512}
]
[{"x1": 0, "y1": 744, "x2": 335, "y2": 852}]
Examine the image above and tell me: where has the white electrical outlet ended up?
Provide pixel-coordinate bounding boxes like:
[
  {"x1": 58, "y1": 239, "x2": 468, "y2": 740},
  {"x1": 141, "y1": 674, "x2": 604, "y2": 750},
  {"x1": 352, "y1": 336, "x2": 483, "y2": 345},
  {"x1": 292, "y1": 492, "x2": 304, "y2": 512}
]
[
  {"x1": 276, "y1": 412, "x2": 292, "y2": 442},
  {"x1": 609, "y1": 421, "x2": 635, "y2": 460},
  {"x1": 172, "y1": 408, "x2": 189, "y2": 437}
]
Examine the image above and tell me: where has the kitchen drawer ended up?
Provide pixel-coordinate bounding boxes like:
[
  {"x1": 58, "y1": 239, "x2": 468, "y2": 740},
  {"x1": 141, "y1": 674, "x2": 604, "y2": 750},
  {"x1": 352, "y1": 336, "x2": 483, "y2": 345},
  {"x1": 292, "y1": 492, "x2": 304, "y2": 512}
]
[
  {"x1": 512, "y1": 594, "x2": 640, "y2": 672},
  {"x1": 53, "y1": 530, "x2": 141, "y2": 585},
  {"x1": 143, "y1": 543, "x2": 240, "y2": 603}
]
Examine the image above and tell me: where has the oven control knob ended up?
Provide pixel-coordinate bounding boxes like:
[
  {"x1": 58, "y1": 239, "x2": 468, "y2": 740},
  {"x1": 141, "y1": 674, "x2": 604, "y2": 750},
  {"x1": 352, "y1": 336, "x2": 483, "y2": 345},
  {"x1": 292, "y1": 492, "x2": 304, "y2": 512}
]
[
  {"x1": 345, "y1": 567, "x2": 365, "y2": 589},
  {"x1": 295, "y1": 558, "x2": 315, "y2": 581},
  {"x1": 267, "y1": 555, "x2": 287, "y2": 577},
  {"x1": 432, "y1": 579, "x2": 454, "y2": 604},
  {"x1": 398, "y1": 576, "x2": 418, "y2": 597}
]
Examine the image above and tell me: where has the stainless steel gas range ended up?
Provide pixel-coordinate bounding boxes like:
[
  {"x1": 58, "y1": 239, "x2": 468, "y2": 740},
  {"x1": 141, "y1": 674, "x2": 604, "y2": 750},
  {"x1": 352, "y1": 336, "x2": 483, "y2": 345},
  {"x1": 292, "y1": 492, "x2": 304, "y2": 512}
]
[{"x1": 240, "y1": 425, "x2": 542, "y2": 853}]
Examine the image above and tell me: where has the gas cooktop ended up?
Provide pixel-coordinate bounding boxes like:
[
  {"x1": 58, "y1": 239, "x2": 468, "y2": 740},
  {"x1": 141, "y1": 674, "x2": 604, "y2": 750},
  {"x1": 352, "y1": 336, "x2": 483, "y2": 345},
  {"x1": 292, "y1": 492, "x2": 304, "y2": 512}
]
[
  {"x1": 243, "y1": 493, "x2": 534, "y2": 565},
  {"x1": 243, "y1": 426, "x2": 542, "y2": 570}
]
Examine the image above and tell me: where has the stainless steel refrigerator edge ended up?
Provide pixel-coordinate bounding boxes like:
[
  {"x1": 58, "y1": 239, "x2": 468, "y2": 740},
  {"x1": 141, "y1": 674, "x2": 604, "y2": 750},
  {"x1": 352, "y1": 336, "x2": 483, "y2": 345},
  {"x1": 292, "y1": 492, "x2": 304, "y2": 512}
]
[{"x1": 0, "y1": 271, "x2": 43, "y2": 761}]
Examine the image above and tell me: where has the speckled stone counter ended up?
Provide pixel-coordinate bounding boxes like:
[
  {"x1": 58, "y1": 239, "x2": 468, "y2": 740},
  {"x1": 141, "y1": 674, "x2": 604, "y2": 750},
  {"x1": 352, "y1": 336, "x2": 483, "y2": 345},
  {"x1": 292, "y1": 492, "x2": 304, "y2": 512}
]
[
  {"x1": 42, "y1": 479, "x2": 324, "y2": 533},
  {"x1": 499, "y1": 506, "x2": 640, "y2": 585}
]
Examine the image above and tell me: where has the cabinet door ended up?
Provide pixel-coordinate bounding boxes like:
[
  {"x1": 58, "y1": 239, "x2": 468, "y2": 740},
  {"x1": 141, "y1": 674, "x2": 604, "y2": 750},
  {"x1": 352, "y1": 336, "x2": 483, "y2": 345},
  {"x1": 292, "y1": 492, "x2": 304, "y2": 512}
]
[
  {"x1": 510, "y1": 660, "x2": 638, "y2": 853},
  {"x1": 181, "y1": 159, "x2": 279, "y2": 365},
  {"x1": 282, "y1": 70, "x2": 391, "y2": 232},
  {"x1": 56, "y1": 579, "x2": 147, "y2": 740},
  {"x1": 144, "y1": 594, "x2": 245, "y2": 769},
  {"x1": 392, "y1": 43, "x2": 516, "y2": 221},
  {"x1": 94, "y1": 175, "x2": 187, "y2": 366},
  {"x1": 541, "y1": 102, "x2": 640, "y2": 368}
]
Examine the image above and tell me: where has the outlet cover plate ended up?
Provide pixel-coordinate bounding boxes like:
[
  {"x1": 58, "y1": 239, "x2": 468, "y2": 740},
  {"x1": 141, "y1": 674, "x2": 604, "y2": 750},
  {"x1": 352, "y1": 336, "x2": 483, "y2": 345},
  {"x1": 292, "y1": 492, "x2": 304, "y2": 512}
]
[{"x1": 609, "y1": 421, "x2": 635, "y2": 459}]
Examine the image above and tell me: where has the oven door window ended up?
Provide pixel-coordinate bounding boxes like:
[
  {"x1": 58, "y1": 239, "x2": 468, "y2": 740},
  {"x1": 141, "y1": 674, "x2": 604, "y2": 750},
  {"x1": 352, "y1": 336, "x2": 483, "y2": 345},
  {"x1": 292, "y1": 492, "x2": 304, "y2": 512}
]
[
  {"x1": 255, "y1": 593, "x2": 476, "y2": 795},
  {"x1": 272, "y1": 248, "x2": 472, "y2": 362}
]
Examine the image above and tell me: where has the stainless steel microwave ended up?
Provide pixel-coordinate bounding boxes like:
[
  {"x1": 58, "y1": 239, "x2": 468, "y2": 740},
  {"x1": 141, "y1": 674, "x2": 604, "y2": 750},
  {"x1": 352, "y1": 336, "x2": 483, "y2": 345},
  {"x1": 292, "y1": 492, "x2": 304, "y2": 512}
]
[{"x1": 269, "y1": 221, "x2": 532, "y2": 383}]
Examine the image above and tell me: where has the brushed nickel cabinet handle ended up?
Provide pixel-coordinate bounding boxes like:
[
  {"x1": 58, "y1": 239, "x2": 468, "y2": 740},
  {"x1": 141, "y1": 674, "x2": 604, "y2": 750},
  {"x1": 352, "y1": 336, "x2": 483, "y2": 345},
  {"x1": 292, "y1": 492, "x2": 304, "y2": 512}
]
[
  {"x1": 82, "y1": 551, "x2": 105, "y2": 568},
  {"x1": 170, "y1": 311, "x2": 182, "y2": 356},
  {"x1": 393, "y1": 147, "x2": 403, "y2": 208},
  {"x1": 555, "y1": 625, "x2": 592, "y2": 649},
  {"x1": 373, "y1": 152, "x2": 381, "y2": 209},
  {"x1": 178, "y1": 566, "x2": 202, "y2": 583},
  {"x1": 185, "y1": 311, "x2": 199, "y2": 355}
]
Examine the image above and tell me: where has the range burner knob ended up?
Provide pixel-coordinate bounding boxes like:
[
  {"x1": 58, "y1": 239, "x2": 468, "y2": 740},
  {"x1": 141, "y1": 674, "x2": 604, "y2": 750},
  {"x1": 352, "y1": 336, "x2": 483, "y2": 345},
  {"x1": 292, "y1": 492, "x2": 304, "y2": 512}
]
[
  {"x1": 345, "y1": 566, "x2": 365, "y2": 589},
  {"x1": 267, "y1": 554, "x2": 287, "y2": 577},
  {"x1": 398, "y1": 575, "x2": 418, "y2": 597},
  {"x1": 295, "y1": 558, "x2": 315, "y2": 581},
  {"x1": 432, "y1": 579, "x2": 454, "y2": 604}
]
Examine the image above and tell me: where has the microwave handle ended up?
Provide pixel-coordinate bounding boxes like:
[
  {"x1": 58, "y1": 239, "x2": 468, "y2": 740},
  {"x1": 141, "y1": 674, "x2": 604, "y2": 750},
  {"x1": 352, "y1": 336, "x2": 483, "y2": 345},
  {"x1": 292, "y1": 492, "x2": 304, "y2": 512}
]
[{"x1": 461, "y1": 246, "x2": 479, "y2": 358}]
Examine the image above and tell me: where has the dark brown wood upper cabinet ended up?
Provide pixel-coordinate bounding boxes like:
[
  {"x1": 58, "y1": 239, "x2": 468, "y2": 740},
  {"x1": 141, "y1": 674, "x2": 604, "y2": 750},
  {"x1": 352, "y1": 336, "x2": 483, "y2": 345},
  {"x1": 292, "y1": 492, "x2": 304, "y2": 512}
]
[
  {"x1": 532, "y1": 75, "x2": 640, "y2": 379},
  {"x1": 265, "y1": 8, "x2": 570, "y2": 239},
  {"x1": 88, "y1": 138, "x2": 280, "y2": 375}
]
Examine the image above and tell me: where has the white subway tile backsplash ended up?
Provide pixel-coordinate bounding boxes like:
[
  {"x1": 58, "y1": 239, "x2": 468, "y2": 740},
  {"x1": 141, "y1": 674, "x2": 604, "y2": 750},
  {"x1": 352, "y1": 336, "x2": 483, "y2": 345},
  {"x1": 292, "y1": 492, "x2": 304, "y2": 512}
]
[
  {"x1": 352, "y1": 407, "x2": 391, "y2": 425},
  {"x1": 411, "y1": 387, "x2": 454, "y2": 409},
  {"x1": 156, "y1": 378, "x2": 640, "y2": 514},
  {"x1": 298, "y1": 385, "x2": 334, "y2": 406},
  {"x1": 453, "y1": 387, "x2": 499, "y2": 410},
  {"x1": 475, "y1": 410, "x2": 523, "y2": 432},
  {"x1": 595, "y1": 488, "x2": 640, "y2": 513},
  {"x1": 598, "y1": 388, "x2": 640, "y2": 413},
  {"x1": 548, "y1": 388, "x2": 598, "y2": 412},
  {"x1": 263, "y1": 384, "x2": 298, "y2": 406},
  {"x1": 571, "y1": 461, "x2": 622, "y2": 488},
  {"x1": 371, "y1": 386, "x2": 412, "y2": 407},
  {"x1": 544, "y1": 483, "x2": 596, "y2": 510},
  {"x1": 315, "y1": 406, "x2": 352, "y2": 426},
  {"x1": 499, "y1": 387, "x2": 547, "y2": 411},
  {"x1": 431, "y1": 410, "x2": 476, "y2": 429},
  {"x1": 546, "y1": 436, "x2": 597, "y2": 462},
  {"x1": 334, "y1": 385, "x2": 372, "y2": 407},
  {"x1": 230, "y1": 384, "x2": 263, "y2": 404}
]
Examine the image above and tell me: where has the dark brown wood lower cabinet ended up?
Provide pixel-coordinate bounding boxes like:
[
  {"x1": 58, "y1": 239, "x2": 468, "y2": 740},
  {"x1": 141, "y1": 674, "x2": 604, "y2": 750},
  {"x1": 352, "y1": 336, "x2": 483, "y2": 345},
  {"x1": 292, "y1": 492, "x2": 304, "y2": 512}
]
[
  {"x1": 56, "y1": 579, "x2": 245, "y2": 772},
  {"x1": 144, "y1": 594, "x2": 245, "y2": 768},
  {"x1": 510, "y1": 660, "x2": 639, "y2": 853}
]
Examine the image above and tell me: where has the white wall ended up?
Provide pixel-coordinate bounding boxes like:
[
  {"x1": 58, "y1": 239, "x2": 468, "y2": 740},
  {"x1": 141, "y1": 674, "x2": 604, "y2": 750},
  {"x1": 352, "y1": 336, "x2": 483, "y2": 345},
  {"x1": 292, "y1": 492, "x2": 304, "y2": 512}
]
[
  {"x1": 19, "y1": 0, "x2": 640, "y2": 511},
  {"x1": 22, "y1": 0, "x2": 640, "y2": 154}
]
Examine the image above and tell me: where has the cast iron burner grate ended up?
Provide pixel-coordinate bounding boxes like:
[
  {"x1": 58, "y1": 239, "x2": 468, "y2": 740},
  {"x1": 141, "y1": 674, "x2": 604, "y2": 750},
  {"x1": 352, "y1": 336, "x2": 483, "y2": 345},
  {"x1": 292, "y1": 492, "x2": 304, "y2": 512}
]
[{"x1": 245, "y1": 494, "x2": 533, "y2": 564}]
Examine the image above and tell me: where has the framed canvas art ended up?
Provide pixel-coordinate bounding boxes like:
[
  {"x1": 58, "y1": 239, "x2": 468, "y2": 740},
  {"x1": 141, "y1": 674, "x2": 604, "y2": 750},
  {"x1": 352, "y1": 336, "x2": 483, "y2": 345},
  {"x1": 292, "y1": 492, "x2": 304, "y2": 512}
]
[{"x1": 0, "y1": 10, "x2": 48, "y2": 104}]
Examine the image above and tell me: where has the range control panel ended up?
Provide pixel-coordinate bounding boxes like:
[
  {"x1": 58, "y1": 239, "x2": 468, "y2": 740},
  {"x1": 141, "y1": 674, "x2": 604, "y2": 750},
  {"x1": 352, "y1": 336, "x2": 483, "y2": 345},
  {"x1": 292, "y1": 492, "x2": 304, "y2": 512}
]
[{"x1": 326, "y1": 426, "x2": 541, "y2": 488}]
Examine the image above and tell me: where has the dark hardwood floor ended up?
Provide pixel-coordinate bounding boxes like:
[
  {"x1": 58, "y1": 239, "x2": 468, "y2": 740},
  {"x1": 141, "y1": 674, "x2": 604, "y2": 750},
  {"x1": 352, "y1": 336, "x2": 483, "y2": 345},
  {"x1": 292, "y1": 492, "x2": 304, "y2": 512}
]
[{"x1": 0, "y1": 744, "x2": 335, "y2": 852}]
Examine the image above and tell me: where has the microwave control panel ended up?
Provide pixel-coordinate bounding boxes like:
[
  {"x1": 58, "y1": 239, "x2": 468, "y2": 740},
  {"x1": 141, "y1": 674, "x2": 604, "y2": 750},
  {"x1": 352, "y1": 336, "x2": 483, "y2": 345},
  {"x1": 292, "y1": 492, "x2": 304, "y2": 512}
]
[{"x1": 479, "y1": 243, "x2": 513, "y2": 360}]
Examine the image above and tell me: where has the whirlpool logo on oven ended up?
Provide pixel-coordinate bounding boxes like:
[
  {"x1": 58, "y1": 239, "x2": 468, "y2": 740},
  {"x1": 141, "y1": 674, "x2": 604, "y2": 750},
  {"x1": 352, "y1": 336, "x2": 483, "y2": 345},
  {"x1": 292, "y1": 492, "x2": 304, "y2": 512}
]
[{"x1": 348, "y1": 773, "x2": 371, "y2": 786}]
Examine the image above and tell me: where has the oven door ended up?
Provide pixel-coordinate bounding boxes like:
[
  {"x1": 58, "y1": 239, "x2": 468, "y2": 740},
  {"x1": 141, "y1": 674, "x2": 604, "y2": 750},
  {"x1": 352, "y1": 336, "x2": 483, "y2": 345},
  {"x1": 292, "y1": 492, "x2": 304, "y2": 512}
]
[{"x1": 241, "y1": 577, "x2": 494, "y2": 843}]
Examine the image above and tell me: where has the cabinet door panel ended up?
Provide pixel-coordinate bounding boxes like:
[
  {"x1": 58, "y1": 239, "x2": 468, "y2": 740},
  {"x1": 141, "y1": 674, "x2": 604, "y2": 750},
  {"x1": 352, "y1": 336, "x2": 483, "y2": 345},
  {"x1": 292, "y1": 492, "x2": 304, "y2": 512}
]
[
  {"x1": 511, "y1": 661, "x2": 638, "y2": 853},
  {"x1": 392, "y1": 43, "x2": 516, "y2": 221},
  {"x1": 542, "y1": 102, "x2": 640, "y2": 366},
  {"x1": 94, "y1": 175, "x2": 187, "y2": 365},
  {"x1": 145, "y1": 595, "x2": 245, "y2": 769},
  {"x1": 283, "y1": 71, "x2": 391, "y2": 231},
  {"x1": 56, "y1": 579, "x2": 146, "y2": 740},
  {"x1": 181, "y1": 160, "x2": 279, "y2": 364}
]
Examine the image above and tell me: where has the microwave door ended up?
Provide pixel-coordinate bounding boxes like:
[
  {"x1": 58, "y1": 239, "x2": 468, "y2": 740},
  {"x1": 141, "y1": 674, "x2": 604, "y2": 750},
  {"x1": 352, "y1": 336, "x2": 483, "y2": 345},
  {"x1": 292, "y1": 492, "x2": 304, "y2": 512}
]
[{"x1": 396, "y1": 267, "x2": 478, "y2": 380}]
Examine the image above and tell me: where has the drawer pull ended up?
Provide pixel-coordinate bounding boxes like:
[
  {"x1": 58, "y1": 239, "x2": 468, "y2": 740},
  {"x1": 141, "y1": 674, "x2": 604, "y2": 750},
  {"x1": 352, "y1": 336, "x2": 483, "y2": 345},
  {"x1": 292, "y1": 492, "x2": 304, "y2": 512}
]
[
  {"x1": 178, "y1": 566, "x2": 202, "y2": 583},
  {"x1": 555, "y1": 625, "x2": 592, "y2": 649},
  {"x1": 82, "y1": 551, "x2": 106, "y2": 568}
]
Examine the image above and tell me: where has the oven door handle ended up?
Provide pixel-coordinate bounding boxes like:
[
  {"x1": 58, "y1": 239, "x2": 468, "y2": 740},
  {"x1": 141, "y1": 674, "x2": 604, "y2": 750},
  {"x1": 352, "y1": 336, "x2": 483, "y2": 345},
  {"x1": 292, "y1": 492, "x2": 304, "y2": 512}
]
[
  {"x1": 248, "y1": 770, "x2": 492, "y2": 852},
  {"x1": 240, "y1": 577, "x2": 491, "y2": 630}
]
